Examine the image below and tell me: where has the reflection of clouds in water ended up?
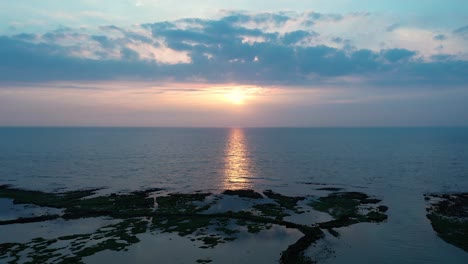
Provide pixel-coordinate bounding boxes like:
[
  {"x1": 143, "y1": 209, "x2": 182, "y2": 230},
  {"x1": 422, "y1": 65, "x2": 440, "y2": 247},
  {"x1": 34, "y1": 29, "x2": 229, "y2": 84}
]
[{"x1": 223, "y1": 128, "x2": 252, "y2": 190}]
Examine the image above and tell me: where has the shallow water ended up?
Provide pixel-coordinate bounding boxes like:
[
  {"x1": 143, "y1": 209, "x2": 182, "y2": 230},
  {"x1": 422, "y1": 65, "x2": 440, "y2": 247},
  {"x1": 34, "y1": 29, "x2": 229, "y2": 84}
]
[
  {"x1": 85, "y1": 226, "x2": 302, "y2": 264},
  {"x1": 0, "y1": 217, "x2": 120, "y2": 244},
  {"x1": 0, "y1": 199, "x2": 62, "y2": 221},
  {"x1": 0, "y1": 127, "x2": 467, "y2": 262},
  {"x1": 319, "y1": 187, "x2": 467, "y2": 263}
]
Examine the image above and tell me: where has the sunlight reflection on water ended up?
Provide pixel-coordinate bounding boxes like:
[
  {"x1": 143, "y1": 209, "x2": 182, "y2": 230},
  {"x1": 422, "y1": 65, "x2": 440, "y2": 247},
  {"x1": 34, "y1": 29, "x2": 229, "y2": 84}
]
[{"x1": 222, "y1": 128, "x2": 253, "y2": 190}]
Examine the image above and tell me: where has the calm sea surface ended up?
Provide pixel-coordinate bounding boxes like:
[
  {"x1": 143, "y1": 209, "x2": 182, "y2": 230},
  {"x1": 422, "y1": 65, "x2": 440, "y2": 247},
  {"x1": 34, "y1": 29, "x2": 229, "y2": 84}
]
[{"x1": 0, "y1": 127, "x2": 467, "y2": 263}]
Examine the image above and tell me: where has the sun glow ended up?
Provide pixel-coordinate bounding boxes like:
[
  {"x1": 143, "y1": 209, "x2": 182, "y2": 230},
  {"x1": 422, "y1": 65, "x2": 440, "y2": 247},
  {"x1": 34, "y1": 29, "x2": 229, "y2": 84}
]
[
  {"x1": 225, "y1": 89, "x2": 247, "y2": 105},
  {"x1": 203, "y1": 84, "x2": 266, "y2": 106}
]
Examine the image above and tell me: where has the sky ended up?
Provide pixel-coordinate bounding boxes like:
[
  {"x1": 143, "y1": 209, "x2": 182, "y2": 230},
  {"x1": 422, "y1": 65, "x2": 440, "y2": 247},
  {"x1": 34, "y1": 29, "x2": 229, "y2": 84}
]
[{"x1": 0, "y1": 0, "x2": 467, "y2": 127}]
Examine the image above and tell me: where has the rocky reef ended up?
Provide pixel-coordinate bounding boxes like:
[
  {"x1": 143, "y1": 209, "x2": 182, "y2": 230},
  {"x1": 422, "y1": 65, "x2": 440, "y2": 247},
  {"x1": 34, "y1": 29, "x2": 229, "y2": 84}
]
[
  {"x1": 424, "y1": 192, "x2": 468, "y2": 252},
  {"x1": 0, "y1": 185, "x2": 389, "y2": 263}
]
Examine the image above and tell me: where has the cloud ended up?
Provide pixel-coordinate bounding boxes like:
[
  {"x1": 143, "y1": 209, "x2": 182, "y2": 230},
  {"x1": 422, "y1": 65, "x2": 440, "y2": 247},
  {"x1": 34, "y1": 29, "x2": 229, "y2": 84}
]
[
  {"x1": 386, "y1": 23, "x2": 400, "y2": 32},
  {"x1": 382, "y1": 48, "x2": 416, "y2": 63},
  {"x1": 433, "y1": 34, "x2": 446, "y2": 41},
  {"x1": 0, "y1": 12, "x2": 467, "y2": 88},
  {"x1": 282, "y1": 30, "x2": 318, "y2": 45},
  {"x1": 454, "y1": 25, "x2": 468, "y2": 34}
]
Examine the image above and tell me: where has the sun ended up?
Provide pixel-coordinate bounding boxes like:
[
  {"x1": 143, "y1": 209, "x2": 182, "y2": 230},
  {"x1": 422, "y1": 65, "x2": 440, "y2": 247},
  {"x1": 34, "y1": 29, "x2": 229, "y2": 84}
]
[{"x1": 225, "y1": 89, "x2": 246, "y2": 105}]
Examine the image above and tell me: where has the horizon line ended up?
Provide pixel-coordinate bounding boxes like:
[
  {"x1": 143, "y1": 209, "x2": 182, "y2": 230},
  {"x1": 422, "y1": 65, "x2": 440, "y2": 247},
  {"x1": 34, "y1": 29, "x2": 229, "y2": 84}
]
[{"x1": 1, "y1": 125, "x2": 467, "y2": 129}]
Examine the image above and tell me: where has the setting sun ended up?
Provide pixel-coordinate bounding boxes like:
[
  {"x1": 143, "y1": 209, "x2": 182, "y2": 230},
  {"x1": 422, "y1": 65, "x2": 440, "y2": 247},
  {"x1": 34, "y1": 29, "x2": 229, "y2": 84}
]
[{"x1": 225, "y1": 89, "x2": 247, "y2": 105}]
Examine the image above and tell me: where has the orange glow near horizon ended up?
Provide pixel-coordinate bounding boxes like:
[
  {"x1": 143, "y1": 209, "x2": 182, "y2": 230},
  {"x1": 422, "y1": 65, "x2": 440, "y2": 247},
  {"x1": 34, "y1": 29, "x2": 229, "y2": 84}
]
[
  {"x1": 0, "y1": 81, "x2": 345, "y2": 126},
  {"x1": 222, "y1": 128, "x2": 253, "y2": 189},
  {"x1": 216, "y1": 85, "x2": 267, "y2": 106},
  {"x1": 2, "y1": 82, "x2": 279, "y2": 118}
]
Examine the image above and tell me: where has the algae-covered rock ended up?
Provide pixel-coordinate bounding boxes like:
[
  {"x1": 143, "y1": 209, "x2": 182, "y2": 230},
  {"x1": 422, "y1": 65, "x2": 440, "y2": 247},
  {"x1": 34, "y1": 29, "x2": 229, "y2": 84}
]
[
  {"x1": 0, "y1": 185, "x2": 97, "y2": 208},
  {"x1": 0, "y1": 218, "x2": 149, "y2": 264},
  {"x1": 0, "y1": 214, "x2": 61, "y2": 225},
  {"x1": 254, "y1": 203, "x2": 290, "y2": 220},
  {"x1": 309, "y1": 192, "x2": 363, "y2": 218},
  {"x1": 196, "y1": 258, "x2": 213, "y2": 263},
  {"x1": 316, "y1": 187, "x2": 342, "y2": 191},
  {"x1": 280, "y1": 227, "x2": 324, "y2": 264},
  {"x1": 425, "y1": 193, "x2": 468, "y2": 252},
  {"x1": 263, "y1": 190, "x2": 305, "y2": 212},
  {"x1": 310, "y1": 191, "x2": 388, "y2": 230},
  {"x1": 64, "y1": 192, "x2": 155, "y2": 219},
  {"x1": 0, "y1": 185, "x2": 156, "y2": 220},
  {"x1": 222, "y1": 189, "x2": 263, "y2": 199},
  {"x1": 156, "y1": 192, "x2": 211, "y2": 214},
  {"x1": 377, "y1": 205, "x2": 389, "y2": 212},
  {"x1": 309, "y1": 192, "x2": 384, "y2": 219}
]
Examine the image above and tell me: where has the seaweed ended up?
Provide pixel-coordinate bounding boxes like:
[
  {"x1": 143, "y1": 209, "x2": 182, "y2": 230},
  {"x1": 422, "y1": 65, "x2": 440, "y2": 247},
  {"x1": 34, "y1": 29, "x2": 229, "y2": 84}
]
[
  {"x1": 196, "y1": 258, "x2": 213, "y2": 263},
  {"x1": 24, "y1": 218, "x2": 148, "y2": 263},
  {"x1": 156, "y1": 192, "x2": 212, "y2": 214},
  {"x1": 253, "y1": 203, "x2": 290, "y2": 220},
  {"x1": 316, "y1": 187, "x2": 342, "y2": 192},
  {"x1": 280, "y1": 227, "x2": 324, "y2": 264},
  {"x1": 309, "y1": 192, "x2": 382, "y2": 219},
  {"x1": 0, "y1": 214, "x2": 61, "y2": 225},
  {"x1": 222, "y1": 189, "x2": 263, "y2": 199},
  {"x1": 63, "y1": 192, "x2": 155, "y2": 219},
  {"x1": 377, "y1": 205, "x2": 389, "y2": 212},
  {"x1": 310, "y1": 192, "x2": 388, "y2": 229},
  {"x1": 263, "y1": 190, "x2": 305, "y2": 213},
  {"x1": 0, "y1": 185, "x2": 97, "y2": 208},
  {"x1": 0, "y1": 185, "x2": 155, "y2": 220},
  {"x1": 425, "y1": 193, "x2": 468, "y2": 252}
]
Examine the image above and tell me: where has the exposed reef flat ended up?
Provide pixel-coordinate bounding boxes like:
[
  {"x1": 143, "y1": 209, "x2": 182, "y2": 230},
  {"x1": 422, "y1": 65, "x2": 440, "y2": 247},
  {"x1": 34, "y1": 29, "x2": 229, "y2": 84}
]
[
  {"x1": 310, "y1": 191, "x2": 387, "y2": 229},
  {"x1": 424, "y1": 192, "x2": 468, "y2": 252},
  {"x1": 0, "y1": 185, "x2": 388, "y2": 263}
]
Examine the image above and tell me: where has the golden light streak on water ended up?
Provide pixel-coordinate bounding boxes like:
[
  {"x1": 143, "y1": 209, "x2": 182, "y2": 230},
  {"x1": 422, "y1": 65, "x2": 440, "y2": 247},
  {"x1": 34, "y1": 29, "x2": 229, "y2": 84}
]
[{"x1": 222, "y1": 128, "x2": 253, "y2": 189}]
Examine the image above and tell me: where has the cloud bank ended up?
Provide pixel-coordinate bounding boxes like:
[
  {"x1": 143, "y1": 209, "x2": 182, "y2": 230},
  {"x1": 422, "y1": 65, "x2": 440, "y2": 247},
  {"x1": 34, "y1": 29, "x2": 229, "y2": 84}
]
[{"x1": 1, "y1": 11, "x2": 467, "y2": 88}]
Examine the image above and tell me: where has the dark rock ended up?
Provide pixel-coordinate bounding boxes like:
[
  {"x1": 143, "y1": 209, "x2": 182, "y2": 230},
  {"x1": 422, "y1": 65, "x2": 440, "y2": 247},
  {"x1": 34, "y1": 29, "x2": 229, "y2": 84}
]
[{"x1": 222, "y1": 189, "x2": 263, "y2": 199}]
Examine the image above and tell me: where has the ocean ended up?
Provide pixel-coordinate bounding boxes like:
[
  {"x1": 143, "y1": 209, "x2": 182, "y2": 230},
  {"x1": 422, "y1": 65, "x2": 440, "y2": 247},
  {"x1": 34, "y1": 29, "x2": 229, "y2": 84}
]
[{"x1": 0, "y1": 127, "x2": 467, "y2": 263}]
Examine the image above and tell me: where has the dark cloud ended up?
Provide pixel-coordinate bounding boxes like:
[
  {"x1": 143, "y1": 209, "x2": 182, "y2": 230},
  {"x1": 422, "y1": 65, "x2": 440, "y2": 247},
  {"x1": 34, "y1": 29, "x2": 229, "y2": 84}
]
[
  {"x1": 91, "y1": 35, "x2": 115, "y2": 48},
  {"x1": 42, "y1": 32, "x2": 68, "y2": 42},
  {"x1": 0, "y1": 13, "x2": 467, "y2": 88},
  {"x1": 386, "y1": 23, "x2": 400, "y2": 32},
  {"x1": 453, "y1": 25, "x2": 468, "y2": 34},
  {"x1": 433, "y1": 34, "x2": 446, "y2": 41},
  {"x1": 332, "y1": 37, "x2": 343, "y2": 43},
  {"x1": 223, "y1": 12, "x2": 290, "y2": 26},
  {"x1": 349, "y1": 49, "x2": 380, "y2": 72},
  {"x1": 12, "y1": 33, "x2": 37, "y2": 41},
  {"x1": 282, "y1": 30, "x2": 317, "y2": 45},
  {"x1": 120, "y1": 47, "x2": 140, "y2": 61},
  {"x1": 99, "y1": 25, "x2": 122, "y2": 32},
  {"x1": 0, "y1": 36, "x2": 155, "y2": 82},
  {"x1": 52, "y1": 26, "x2": 73, "y2": 34},
  {"x1": 431, "y1": 54, "x2": 455, "y2": 61},
  {"x1": 382, "y1": 49, "x2": 416, "y2": 63}
]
